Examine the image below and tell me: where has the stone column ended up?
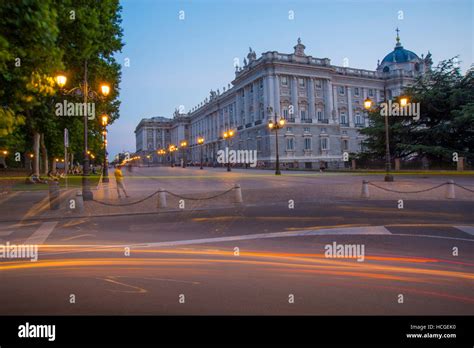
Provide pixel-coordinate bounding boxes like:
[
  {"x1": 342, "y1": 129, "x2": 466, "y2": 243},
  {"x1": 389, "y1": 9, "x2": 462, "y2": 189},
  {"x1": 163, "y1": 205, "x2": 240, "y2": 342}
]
[
  {"x1": 332, "y1": 85, "x2": 338, "y2": 124},
  {"x1": 253, "y1": 80, "x2": 259, "y2": 121},
  {"x1": 308, "y1": 78, "x2": 315, "y2": 120},
  {"x1": 325, "y1": 79, "x2": 333, "y2": 123},
  {"x1": 235, "y1": 93, "x2": 241, "y2": 127},
  {"x1": 347, "y1": 87, "x2": 354, "y2": 127},
  {"x1": 291, "y1": 76, "x2": 298, "y2": 121},
  {"x1": 263, "y1": 76, "x2": 269, "y2": 119},
  {"x1": 243, "y1": 85, "x2": 249, "y2": 125},
  {"x1": 273, "y1": 75, "x2": 280, "y2": 116}
]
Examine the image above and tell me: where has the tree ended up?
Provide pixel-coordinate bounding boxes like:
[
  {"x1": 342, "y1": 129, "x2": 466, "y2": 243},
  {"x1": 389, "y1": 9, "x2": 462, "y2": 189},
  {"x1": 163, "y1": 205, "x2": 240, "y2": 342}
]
[{"x1": 359, "y1": 58, "x2": 474, "y2": 166}]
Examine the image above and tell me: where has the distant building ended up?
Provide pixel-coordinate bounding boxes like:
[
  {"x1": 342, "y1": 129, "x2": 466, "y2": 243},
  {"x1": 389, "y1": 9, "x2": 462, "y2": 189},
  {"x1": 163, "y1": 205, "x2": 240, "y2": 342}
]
[{"x1": 135, "y1": 30, "x2": 432, "y2": 168}]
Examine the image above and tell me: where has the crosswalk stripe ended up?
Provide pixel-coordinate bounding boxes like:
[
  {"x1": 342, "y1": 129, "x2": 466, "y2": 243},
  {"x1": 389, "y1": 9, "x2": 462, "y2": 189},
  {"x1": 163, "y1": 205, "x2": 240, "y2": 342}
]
[
  {"x1": 25, "y1": 221, "x2": 58, "y2": 245},
  {"x1": 454, "y1": 226, "x2": 474, "y2": 236}
]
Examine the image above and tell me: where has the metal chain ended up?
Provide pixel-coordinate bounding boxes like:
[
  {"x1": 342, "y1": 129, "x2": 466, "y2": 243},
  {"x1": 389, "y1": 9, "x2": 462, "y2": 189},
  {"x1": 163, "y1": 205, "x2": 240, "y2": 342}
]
[
  {"x1": 92, "y1": 187, "x2": 235, "y2": 206},
  {"x1": 454, "y1": 183, "x2": 474, "y2": 193},
  {"x1": 368, "y1": 182, "x2": 447, "y2": 194}
]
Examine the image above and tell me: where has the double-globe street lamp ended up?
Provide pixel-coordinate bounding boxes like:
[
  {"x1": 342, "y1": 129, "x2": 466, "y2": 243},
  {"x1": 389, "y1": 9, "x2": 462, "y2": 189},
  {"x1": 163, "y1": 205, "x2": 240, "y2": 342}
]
[
  {"x1": 180, "y1": 141, "x2": 188, "y2": 168},
  {"x1": 101, "y1": 114, "x2": 109, "y2": 183},
  {"x1": 268, "y1": 107, "x2": 286, "y2": 175},
  {"x1": 169, "y1": 144, "x2": 177, "y2": 167},
  {"x1": 197, "y1": 137, "x2": 205, "y2": 170},
  {"x1": 222, "y1": 130, "x2": 235, "y2": 172},
  {"x1": 55, "y1": 62, "x2": 111, "y2": 200},
  {"x1": 157, "y1": 149, "x2": 166, "y2": 165},
  {"x1": 364, "y1": 95, "x2": 409, "y2": 182}
]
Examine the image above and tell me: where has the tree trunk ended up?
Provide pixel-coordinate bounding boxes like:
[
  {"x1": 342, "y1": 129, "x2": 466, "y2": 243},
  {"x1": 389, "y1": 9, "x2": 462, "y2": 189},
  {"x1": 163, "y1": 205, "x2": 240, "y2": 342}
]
[
  {"x1": 40, "y1": 133, "x2": 48, "y2": 175},
  {"x1": 33, "y1": 132, "x2": 40, "y2": 176},
  {"x1": 51, "y1": 158, "x2": 57, "y2": 174}
]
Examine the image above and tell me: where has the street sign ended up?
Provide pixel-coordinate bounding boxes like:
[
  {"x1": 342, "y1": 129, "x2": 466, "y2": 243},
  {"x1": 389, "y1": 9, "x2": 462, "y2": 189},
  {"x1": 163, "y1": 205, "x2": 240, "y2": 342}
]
[{"x1": 64, "y1": 128, "x2": 69, "y2": 147}]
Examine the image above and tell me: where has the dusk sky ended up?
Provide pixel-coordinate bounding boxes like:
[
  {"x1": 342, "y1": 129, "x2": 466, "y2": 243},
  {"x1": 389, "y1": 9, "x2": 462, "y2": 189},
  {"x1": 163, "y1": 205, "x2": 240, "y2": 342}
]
[{"x1": 108, "y1": 0, "x2": 473, "y2": 158}]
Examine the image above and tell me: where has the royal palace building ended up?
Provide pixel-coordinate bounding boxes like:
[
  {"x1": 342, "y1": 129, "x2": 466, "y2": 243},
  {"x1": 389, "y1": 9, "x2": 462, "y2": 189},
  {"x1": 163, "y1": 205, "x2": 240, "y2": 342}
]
[{"x1": 135, "y1": 31, "x2": 432, "y2": 168}]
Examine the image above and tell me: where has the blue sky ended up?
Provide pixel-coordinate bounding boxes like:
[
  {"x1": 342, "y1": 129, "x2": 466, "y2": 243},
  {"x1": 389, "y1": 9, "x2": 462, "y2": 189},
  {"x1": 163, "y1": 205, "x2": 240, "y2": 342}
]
[{"x1": 108, "y1": 0, "x2": 473, "y2": 157}]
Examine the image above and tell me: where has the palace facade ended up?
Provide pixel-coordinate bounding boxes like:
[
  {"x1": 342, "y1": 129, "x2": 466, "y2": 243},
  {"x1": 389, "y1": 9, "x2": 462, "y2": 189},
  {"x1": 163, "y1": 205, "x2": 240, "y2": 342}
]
[{"x1": 135, "y1": 32, "x2": 432, "y2": 168}]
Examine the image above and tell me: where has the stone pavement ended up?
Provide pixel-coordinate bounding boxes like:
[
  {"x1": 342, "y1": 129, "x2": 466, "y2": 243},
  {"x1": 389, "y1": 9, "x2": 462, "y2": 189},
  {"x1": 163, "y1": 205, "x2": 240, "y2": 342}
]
[{"x1": 1, "y1": 166, "x2": 473, "y2": 222}]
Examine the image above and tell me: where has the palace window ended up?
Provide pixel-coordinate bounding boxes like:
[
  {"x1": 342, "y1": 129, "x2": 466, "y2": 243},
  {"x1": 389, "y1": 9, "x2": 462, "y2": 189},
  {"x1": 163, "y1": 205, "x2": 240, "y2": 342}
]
[
  {"x1": 354, "y1": 87, "x2": 360, "y2": 96},
  {"x1": 304, "y1": 127, "x2": 310, "y2": 133},
  {"x1": 339, "y1": 86, "x2": 345, "y2": 95},
  {"x1": 300, "y1": 108, "x2": 307, "y2": 120},
  {"x1": 340, "y1": 111, "x2": 347, "y2": 124},
  {"x1": 355, "y1": 111, "x2": 362, "y2": 125},
  {"x1": 286, "y1": 127, "x2": 293, "y2": 133},
  {"x1": 321, "y1": 137, "x2": 329, "y2": 150},
  {"x1": 304, "y1": 138, "x2": 312, "y2": 150},
  {"x1": 298, "y1": 78, "x2": 305, "y2": 87},
  {"x1": 342, "y1": 139, "x2": 349, "y2": 151},
  {"x1": 281, "y1": 76, "x2": 288, "y2": 86},
  {"x1": 317, "y1": 110, "x2": 323, "y2": 120},
  {"x1": 283, "y1": 107, "x2": 289, "y2": 118},
  {"x1": 286, "y1": 138, "x2": 294, "y2": 150},
  {"x1": 315, "y1": 79, "x2": 322, "y2": 88},
  {"x1": 368, "y1": 89, "x2": 374, "y2": 97}
]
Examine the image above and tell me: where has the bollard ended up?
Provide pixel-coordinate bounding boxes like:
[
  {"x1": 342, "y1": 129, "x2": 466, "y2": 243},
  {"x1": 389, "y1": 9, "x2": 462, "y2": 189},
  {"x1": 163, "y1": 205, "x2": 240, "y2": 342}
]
[
  {"x1": 48, "y1": 180, "x2": 60, "y2": 210},
  {"x1": 361, "y1": 180, "x2": 370, "y2": 198},
  {"x1": 157, "y1": 188, "x2": 167, "y2": 208},
  {"x1": 234, "y1": 183, "x2": 243, "y2": 203},
  {"x1": 445, "y1": 180, "x2": 455, "y2": 199},
  {"x1": 75, "y1": 190, "x2": 84, "y2": 213}
]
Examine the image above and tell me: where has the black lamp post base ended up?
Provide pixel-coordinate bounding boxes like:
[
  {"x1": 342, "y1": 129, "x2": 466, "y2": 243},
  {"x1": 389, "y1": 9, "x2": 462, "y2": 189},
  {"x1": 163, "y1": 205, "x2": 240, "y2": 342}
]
[{"x1": 384, "y1": 174, "x2": 394, "y2": 182}]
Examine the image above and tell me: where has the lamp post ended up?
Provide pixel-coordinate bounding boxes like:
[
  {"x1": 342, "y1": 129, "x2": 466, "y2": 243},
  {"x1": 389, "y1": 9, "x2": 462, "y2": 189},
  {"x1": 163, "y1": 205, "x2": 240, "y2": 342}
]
[
  {"x1": 267, "y1": 107, "x2": 285, "y2": 175},
  {"x1": 55, "y1": 62, "x2": 111, "y2": 200},
  {"x1": 197, "y1": 137, "x2": 204, "y2": 170},
  {"x1": 180, "y1": 140, "x2": 187, "y2": 168},
  {"x1": 169, "y1": 145, "x2": 177, "y2": 167},
  {"x1": 157, "y1": 149, "x2": 166, "y2": 165},
  {"x1": 364, "y1": 93, "x2": 406, "y2": 182},
  {"x1": 223, "y1": 130, "x2": 235, "y2": 172},
  {"x1": 101, "y1": 114, "x2": 109, "y2": 183}
]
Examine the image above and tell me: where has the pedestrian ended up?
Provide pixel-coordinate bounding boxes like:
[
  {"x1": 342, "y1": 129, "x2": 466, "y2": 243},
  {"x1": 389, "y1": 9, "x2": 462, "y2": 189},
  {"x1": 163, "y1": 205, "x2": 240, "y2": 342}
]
[{"x1": 114, "y1": 165, "x2": 129, "y2": 198}]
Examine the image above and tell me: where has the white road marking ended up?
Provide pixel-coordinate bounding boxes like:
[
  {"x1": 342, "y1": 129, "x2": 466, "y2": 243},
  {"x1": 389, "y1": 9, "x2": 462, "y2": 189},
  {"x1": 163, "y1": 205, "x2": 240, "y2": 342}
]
[
  {"x1": 134, "y1": 225, "x2": 391, "y2": 249},
  {"x1": 25, "y1": 221, "x2": 58, "y2": 245},
  {"x1": 454, "y1": 226, "x2": 474, "y2": 236}
]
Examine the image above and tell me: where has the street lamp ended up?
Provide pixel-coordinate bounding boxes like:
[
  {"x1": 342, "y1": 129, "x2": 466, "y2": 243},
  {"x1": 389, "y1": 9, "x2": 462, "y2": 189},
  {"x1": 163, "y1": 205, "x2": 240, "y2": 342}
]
[
  {"x1": 101, "y1": 114, "x2": 109, "y2": 183},
  {"x1": 197, "y1": 137, "x2": 205, "y2": 170},
  {"x1": 169, "y1": 145, "x2": 177, "y2": 167},
  {"x1": 268, "y1": 107, "x2": 285, "y2": 175},
  {"x1": 157, "y1": 149, "x2": 166, "y2": 165},
  {"x1": 364, "y1": 96, "x2": 394, "y2": 182},
  {"x1": 180, "y1": 140, "x2": 188, "y2": 168},
  {"x1": 399, "y1": 96, "x2": 408, "y2": 107},
  {"x1": 223, "y1": 130, "x2": 235, "y2": 172},
  {"x1": 55, "y1": 61, "x2": 112, "y2": 200}
]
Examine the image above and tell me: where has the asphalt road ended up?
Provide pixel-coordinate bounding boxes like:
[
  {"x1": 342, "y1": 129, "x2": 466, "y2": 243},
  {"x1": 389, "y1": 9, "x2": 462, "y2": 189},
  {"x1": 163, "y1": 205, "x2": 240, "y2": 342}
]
[{"x1": 0, "y1": 198, "x2": 473, "y2": 315}]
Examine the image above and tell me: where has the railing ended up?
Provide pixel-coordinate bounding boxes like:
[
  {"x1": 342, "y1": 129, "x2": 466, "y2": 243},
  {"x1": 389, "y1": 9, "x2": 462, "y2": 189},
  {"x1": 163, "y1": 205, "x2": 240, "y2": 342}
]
[{"x1": 317, "y1": 119, "x2": 329, "y2": 124}]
